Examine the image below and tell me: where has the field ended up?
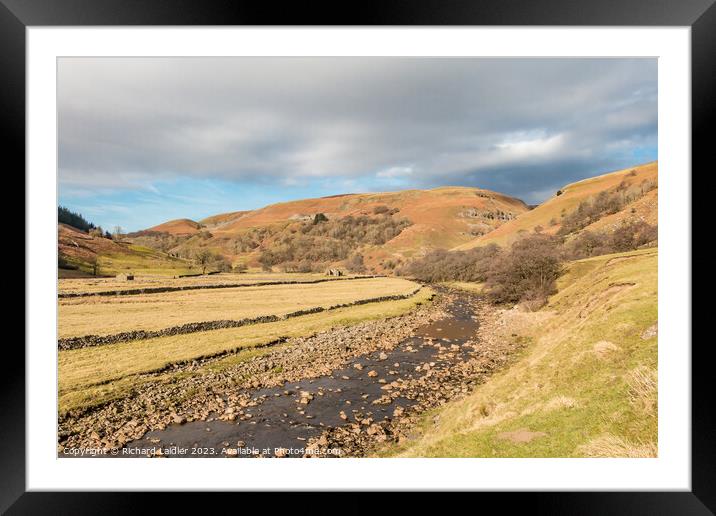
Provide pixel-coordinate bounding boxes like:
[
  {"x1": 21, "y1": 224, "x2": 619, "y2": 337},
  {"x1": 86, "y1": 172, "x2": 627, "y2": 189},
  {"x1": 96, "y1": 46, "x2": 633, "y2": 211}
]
[
  {"x1": 58, "y1": 271, "x2": 361, "y2": 295},
  {"x1": 58, "y1": 276, "x2": 416, "y2": 338},
  {"x1": 380, "y1": 248, "x2": 657, "y2": 457},
  {"x1": 58, "y1": 276, "x2": 430, "y2": 416}
]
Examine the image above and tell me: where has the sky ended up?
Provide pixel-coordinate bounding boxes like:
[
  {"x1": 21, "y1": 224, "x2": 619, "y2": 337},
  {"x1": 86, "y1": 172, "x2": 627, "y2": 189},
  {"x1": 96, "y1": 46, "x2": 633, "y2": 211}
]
[{"x1": 58, "y1": 57, "x2": 657, "y2": 232}]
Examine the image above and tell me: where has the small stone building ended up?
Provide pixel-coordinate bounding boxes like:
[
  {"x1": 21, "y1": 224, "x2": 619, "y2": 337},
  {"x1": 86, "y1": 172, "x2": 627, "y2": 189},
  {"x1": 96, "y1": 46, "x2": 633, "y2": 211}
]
[
  {"x1": 116, "y1": 273, "x2": 135, "y2": 281},
  {"x1": 325, "y1": 268, "x2": 343, "y2": 277}
]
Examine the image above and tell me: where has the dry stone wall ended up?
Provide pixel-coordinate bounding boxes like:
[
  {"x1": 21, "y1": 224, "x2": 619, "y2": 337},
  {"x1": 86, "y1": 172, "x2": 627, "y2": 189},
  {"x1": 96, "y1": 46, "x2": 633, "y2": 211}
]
[{"x1": 58, "y1": 288, "x2": 424, "y2": 350}]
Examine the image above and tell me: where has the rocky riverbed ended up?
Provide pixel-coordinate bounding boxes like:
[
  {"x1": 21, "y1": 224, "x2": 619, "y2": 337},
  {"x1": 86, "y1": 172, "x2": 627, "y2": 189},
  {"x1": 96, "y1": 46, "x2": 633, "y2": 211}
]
[{"x1": 59, "y1": 287, "x2": 521, "y2": 458}]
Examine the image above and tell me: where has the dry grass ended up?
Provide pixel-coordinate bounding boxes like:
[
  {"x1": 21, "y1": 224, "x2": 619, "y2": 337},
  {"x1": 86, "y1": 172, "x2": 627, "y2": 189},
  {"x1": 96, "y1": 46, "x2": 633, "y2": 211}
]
[
  {"x1": 58, "y1": 277, "x2": 418, "y2": 338},
  {"x1": 626, "y1": 365, "x2": 657, "y2": 413},
  {"x1": 58, "y1": 287, "x2": 434, "y2": 415},
  {"x1": 544, "y1": 395, "x2": 579, "y2": 411},
  {"x1": 577, "y1": 435, "x2": 657, "y2": 458},
  {"x1": 58, "y1": 272, "x2": 357, "y2": 295}
]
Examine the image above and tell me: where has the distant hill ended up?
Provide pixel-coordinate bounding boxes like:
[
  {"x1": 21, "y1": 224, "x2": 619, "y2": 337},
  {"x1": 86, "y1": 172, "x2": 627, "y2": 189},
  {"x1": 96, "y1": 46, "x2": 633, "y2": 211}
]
[
  {"x1": 65, "y1": 163, "x2": 656, "y2": 276},
  {"x1": 146, "y1": 218, "x2": 203, "y2": 236},
  {"x1": 454, "y1": 161, "x2": 657, "y2": 250},
  {"x1": 199, "y1": 211, "x2": 252, "y2": 229},
  {"x1": 129, "y1": 187, "x2": 530, "y2": 273}
]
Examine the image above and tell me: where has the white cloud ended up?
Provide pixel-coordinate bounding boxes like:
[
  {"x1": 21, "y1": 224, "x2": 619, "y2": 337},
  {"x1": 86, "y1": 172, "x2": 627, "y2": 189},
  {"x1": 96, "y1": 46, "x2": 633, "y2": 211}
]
[{"x1": 376, "y1": 166, "x2": 414, "y2": 178}]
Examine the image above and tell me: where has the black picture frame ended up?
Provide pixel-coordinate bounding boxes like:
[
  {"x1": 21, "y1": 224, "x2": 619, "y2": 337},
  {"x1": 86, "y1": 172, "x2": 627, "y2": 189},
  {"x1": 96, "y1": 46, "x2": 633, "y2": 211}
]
[{"x1": 3, "y1": 0, "x2": 709, "y2": 512}]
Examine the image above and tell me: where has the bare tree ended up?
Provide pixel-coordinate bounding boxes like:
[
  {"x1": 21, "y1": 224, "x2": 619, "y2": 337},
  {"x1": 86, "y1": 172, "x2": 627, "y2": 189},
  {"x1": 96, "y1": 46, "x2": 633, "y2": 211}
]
[
  {"x1": 112, "y1": 226, "x2": 124, "y2": 241},
  {"x1": 193, "y1": 249, "x2": 213, "y2": 274},
  {"x1": 87, "y1": 254, "x2": 100, "y2": 276}
]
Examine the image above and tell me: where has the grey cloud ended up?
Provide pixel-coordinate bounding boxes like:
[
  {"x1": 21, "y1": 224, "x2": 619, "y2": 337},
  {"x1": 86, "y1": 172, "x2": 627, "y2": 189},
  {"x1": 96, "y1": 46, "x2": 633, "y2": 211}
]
[{"x1": 58, "y1": 57, "x2": 657, "y2": 202}]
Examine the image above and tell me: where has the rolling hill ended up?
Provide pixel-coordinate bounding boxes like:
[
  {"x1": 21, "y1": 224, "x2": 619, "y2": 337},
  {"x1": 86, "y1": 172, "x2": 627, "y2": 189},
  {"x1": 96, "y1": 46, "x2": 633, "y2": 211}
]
[
  {"x1": 146, "y1": 218, "x2": 203, "y2": 236},
  {"x1": 128, "y1": 187, "x2": 530, "y2": 272},
  {"x1": 62, "y1": 162, "x2": 657, "y2": 276},
  {"x1": 454, "y1": 161, "x2": 657, "y2": 250}
]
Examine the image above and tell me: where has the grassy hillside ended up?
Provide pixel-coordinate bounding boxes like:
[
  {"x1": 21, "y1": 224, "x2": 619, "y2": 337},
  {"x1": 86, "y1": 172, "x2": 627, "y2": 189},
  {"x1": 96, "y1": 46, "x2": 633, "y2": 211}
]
[
  {"x1": 58, "y1": 223, "x2": 193, "y2": 277},
  {"x1": 381, "y1": 248, "x2": 657, "y2": 457},
  {"x1": 455, "y1": 161, "x2": 657, "y2": 250},
  {"x1": 129, "y1": 187, "x2": 530, "y2": 272},
  {"x1": 199, "y1": 211, "x2": 251, "y2": 229}
]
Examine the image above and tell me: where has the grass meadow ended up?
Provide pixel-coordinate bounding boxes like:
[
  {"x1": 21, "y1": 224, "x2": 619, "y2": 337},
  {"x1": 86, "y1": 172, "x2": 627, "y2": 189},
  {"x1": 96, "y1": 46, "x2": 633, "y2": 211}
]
[{"x1": 58, "y1": 277, "x2": 417, "y2": 338}]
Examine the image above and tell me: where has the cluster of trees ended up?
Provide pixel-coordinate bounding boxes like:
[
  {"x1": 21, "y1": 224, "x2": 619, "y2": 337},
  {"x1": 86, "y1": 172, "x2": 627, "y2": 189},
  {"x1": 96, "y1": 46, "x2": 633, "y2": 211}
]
[
  {"x1": 232, "y1": 226, "x2": 277, "y2": 253},
  {"x1": 128, "y1": 229, "x2": 216, "y2": 259},
  {"x1": 564, "y1": 221, "x2": 658, "y2": 259},
  {"x1": 558, "y1": 179, "x2": 656, "y2": 236},
  {"x1": 59, "y1": 206, "x2": 127, "y2": 241},
  {"x1": 128, "y1": 232, "x2": 190, "y2": 253},
  {"x1": 58, "y1": 206, "x2": 96, "y2": 232},
  {"x1": 298, "y1": 213, "x2": 410, "y2": 245},
  {"x1": 88, "y1": 227, "x2": 112, "y2": 239},
  {"x1": 257, "y1": 213, "x2": 411, "y2": 271},
  {"x1": 400, "y1": 220, "x2": 657, "y2": 308},
  {"x1": 399, "y1": 245, "x2": 502, "y2": 284},
  {"x1": 400, "y1": 234, "x2": 562, "y2": 307}
]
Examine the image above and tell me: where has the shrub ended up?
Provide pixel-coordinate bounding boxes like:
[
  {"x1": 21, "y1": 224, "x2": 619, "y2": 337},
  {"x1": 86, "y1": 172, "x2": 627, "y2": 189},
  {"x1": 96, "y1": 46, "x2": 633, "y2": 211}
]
[
  {"x1": 401, "y1": 234, "x2": 562, "y2": 305},
  {"x1": 565, "y1": 231, "x2": 610, "y2": 259},
  {"x1": 345, "y1": 253, "x2": 366, "y2": 273},
  {"x1": 58, "y1": 256, "x2": 78, "y2": 270},
  {"x1": 313, "y1": 213, "x2": 329, "y2": 225},
  {"x1": 89, "y1": 227, "x2": 105, "y2": 238},
  {"x1": 485, "y1": 234, "x2": 563, "y2": 304},
  {"x1": 296, "y1": 259, "x2": 314, "y2": 273},
  {"x1": 610, "y1": 221, "x2": 658, "y2": 252},
  {"x1": 564, "y1": 222, "x2": 657, "y2": 259},
  {"x1": 399, "y1": 245, "x2": 501, "y2": 283}
]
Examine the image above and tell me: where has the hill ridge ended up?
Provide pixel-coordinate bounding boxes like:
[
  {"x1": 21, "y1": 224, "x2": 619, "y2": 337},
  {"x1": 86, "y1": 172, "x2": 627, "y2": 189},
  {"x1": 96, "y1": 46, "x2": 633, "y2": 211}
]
[{"x1": 454, "y1": 161, "x2": 658, "y2": 250}]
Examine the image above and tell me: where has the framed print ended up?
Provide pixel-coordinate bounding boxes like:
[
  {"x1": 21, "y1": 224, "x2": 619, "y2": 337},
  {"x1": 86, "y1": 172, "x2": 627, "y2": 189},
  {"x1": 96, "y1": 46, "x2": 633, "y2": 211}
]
[{"x1": 4, "y1": 0, "x2": 711, "y2": 512}]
